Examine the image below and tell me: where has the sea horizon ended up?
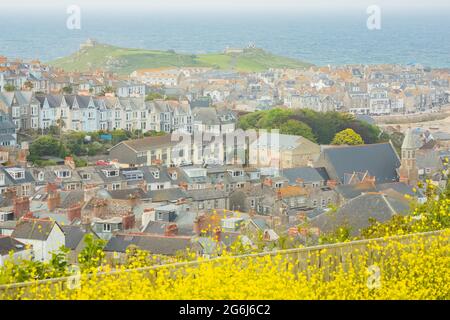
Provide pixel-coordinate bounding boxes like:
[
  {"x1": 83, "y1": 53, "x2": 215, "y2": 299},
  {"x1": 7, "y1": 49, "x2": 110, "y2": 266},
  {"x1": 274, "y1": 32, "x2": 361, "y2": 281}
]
[{"x1": 1, "y1": 9, "x2": 449, "y2": 67}]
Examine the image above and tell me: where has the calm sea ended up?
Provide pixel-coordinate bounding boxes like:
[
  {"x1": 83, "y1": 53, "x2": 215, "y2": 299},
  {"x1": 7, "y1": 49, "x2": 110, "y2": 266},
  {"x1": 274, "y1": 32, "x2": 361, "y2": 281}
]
[{"x1": 0, "y1": 9, "x2": 449, "y2": 67}]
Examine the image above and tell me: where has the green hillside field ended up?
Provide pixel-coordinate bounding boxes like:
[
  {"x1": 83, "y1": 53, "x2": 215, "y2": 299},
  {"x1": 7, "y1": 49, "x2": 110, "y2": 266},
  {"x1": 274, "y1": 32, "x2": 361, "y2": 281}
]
[{"x1": 49, "y1": 43, "x2": 312, "y2": 74}]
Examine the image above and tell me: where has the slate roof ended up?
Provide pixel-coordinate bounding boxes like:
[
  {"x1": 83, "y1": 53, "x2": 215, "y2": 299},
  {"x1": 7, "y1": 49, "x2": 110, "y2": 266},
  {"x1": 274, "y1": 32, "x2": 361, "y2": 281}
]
[
  {"x1": 142, "y1": 217, "x2": 196, "y2": 237},
  {"x1": 319, "y1": 143, "x2": 400, "y2": 184},
  {"x1": 146, "y1": 188, "x2": 189, "y2": 203},
  {"x1": 62, "y1": 225, "x2": 86, "y2": 250},
  {"x1": 11, "y1": 219, "x2": 60, "y2": 241},
  {"x1": 142, "y1": 220, "x2": 172, "y2": 235},
  {"x1": 402, "y1": 128, "x2": 422, "y2": 149},
  {"x1": 335, "y1": 182, "x2": 421, "y2": 200},
  {"x1": 111, "y1": 135, "x2": 175, "y2": 153},
  {"x1": 416, "y1": 150, "x2": 442, "y2": 170},
  {"x1": 0, "y1": 134, "x2": 15, "y2": 143},
  {"x1": 335, "y1": 182, "x2": 378, "y2": 200},
  {"x1": 186, "y1": 189, "x2": 228, "y2": 201},
  {"x1": 0, "y1": 236, "x2": 27, "y2": 255},
  {"x1": 107, "y1": 188, "x2": 149, "y2": 200},
  {"x1": 1, "y1": 167, "x2": 36, "y2": 186},
  {"x1": 193, "y1": 107, "x2": 219, "y2": 125},
  {"x1": 310, "y1": 193, "x2": 410, "y2": 236},
  {"x1": 282, "y1": 167, "x2": 328, "y2": 185},
  {"x1": 104, "y1": 233, "x2": 192, "y2": 255}
]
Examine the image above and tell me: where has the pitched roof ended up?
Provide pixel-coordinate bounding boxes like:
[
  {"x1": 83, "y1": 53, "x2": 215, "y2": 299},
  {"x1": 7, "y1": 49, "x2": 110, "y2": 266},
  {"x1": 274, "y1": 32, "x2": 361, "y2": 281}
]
[
  {"x1": 402, "y1": 128, "x2": 422, "y2": 149},
  {"x1": 186, "y1": 189, "x2": 228, "y2": 201},
  {"x1": 104, "y1": 233, "x2": 191, "y2": 255},
  {"x1": 112, "y1": 135, "x2": 175, "y2": 153},
  {"x1": 310, "y1": 192, "x2": 410, "y2": 236},
  {"x1": 11, "y1": 219, "x2": 61, "y2": 241},
  {"x1": 62, "y1": 225, "x2": 87, "y2": 250},
  {"x1": 282, "y1": 167, "x2": 328, "y2": 185},
  {"x1": 146, "y1": 188, "x2": 188, "y2": 203},
  {"x1": 0, "y1": 236, "x2": 27, "y2": 255},
  {"x1": 320, "y1": 143, "x2": 400, "y2": 184}
]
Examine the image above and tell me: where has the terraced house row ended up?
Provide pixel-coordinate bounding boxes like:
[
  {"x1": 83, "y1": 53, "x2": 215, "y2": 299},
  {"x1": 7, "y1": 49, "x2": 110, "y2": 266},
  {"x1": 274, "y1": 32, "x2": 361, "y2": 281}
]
[{"x1": 0, "y1": 91, "x2": 237, "y2": 134}]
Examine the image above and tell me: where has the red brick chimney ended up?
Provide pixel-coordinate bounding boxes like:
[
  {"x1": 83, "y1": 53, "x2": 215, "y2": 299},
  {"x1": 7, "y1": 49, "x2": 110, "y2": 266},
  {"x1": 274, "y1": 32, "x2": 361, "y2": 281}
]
[
  {"x1": 179, "y1": 182, "x2": 188, "y2": 190},
  {"x1": 127, "y1": 193, "x2": 140, "y2": 207},
  {"x1": 263, "y1": 178, "x2": 273, "y2": 187},
  {"x1": 165, "y1": 223, "x2": 179, "y2": 236},
  {"x1": 122, "y1": 212, "x2": 136, "y2": 230},
  {"x1": 13, "y1": 197, "x2": 30, "y2": 219},
  {"x1": 326, "y1": 180, "x2": 338, "y2": 188},
  {"x1": 67, "y1": 203, "x2": 82, "y2": 222},
  {"x1": 92, "y1": 199, "x2": 108, "y2": 218},
  {"x1": 64, "y1": 156, "x2": 76, "y2": 169},
  {"x1": 47, "y1": 193, "x2": 61, "y2": 212},
  {"x1": 46, "y1": 182, "x2": 58, "y2": 194}
]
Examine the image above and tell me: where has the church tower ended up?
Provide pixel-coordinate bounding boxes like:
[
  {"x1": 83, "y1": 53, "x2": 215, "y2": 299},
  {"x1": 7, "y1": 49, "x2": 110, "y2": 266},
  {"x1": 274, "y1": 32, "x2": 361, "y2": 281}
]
[{"x1": 398, "y1": 128, "x2": 419, "y2": 186}]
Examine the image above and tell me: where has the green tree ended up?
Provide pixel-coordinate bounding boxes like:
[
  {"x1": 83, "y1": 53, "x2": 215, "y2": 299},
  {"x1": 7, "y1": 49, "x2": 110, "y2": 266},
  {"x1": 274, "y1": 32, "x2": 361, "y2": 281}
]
[
  {"x1": 78, "y1": 234, "x2": 106, "y2": 271},
  {"x1": 28, "y1": 135, "x2": 66, "y2": 162},
  {"x1": 111, "y1": 129, "x2": 129, "y2": 144},
  {"x1": 238, "y1": 108, "x2": 381, "y2": 145},
  {"x1": 3, "y1": 84, "x2": 16, "y2": 92},
  {"x1": 256, "y1": 109, "x2": 293, "y2": 129},
  {"x1": 145, "y1": 92, "x2": 164, "y2": 101},
  {"x1": 61, "y1": 86, "x2": 73, "y2": 94},
  {"x1": 331, "y1": 128, "x2": 364, "y2": 145},
  {"x1": 143, "y1": 130, "x2": 166, "y2": 137},
  {"x1": 279, "y1": 120, "x2": 316, "y2": 142}
]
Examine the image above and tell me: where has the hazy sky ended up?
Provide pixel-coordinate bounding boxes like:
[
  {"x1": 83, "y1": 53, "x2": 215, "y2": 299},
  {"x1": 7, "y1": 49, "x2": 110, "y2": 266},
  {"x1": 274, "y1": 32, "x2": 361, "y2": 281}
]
[{"x1": 2, "y1": 0, "x2": 449, "y2": 13}]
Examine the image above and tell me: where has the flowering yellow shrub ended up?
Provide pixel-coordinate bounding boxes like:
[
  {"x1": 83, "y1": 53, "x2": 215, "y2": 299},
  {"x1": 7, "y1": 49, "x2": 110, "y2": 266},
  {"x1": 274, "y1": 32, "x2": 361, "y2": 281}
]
[{"x1": 1, "y1": 229, "x2": 448, "y2": 300}]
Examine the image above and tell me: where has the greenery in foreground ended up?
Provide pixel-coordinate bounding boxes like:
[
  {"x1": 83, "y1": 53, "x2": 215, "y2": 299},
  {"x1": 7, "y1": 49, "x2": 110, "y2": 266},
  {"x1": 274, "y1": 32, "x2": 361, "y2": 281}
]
[
  {"x1": 0, "y1": 181, "x2": 449, "y2": 298},
  {"x1": 26, "y1": 128, "x2": 165, "y2": 166},
  {"x1": 238, "y1": 108, "x2": 387, "y2": 144},
  {"x1": 49, "y1": 44, "x2": 312, "y2": 74},
  {"x1": 1, "y1": 230, "x2": 448, "y2": 299}
]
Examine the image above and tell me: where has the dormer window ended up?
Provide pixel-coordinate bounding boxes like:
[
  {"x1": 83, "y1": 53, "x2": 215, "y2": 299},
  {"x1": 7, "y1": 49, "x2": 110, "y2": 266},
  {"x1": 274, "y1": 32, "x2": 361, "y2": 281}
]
[
  {"x1": 102, "y1": 169, "x2": 119, "y2": 177},
  {"x1": 229, "y1": 170, "x2": 243, "y2": 177},
  {"x1": 56, "y1": 170, "x2": 71, "y2": 179},
  {"x1": 123, "y1": 170, "x2": 143, "y2": 181},
  {"x1": 151, "y1": 170, "x2": 160, "y2": 179},
  {"x1": 38, "y1": 171, "x2": 44, "y2": 181},
  {"x1": 81, "y1": 173, "x2": 91, "y2": 180},
  {"x1": 6, "y1": 168, "x2": 25, "y2": 180},
  {"x1": 170, "y1": 171, "x2": 177, "y2": 180},
  {"x1": 103, "y1": 223, "x2": 111, "y2": 232}
]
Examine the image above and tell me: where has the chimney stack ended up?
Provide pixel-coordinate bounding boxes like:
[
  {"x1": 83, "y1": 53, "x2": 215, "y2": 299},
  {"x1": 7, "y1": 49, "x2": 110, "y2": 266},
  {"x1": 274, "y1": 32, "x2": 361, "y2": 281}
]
[
  {"x1": 326, "y1": 180, "x2": 338, "y2": 188},
  {"x1": 92, "y1": 199, "x2": 108, "y2": 218},
  {"x1": 127, "y1": 193, "x2": 140, "y2": 208},
  {"x1": 13, "y1": 197, "x2": 30, "y2": 219},
  {"x1": 67, "y1": 203, "x2": 82, "y2": 222},
  {"x1": 46, "y1": 183, "x2": 61, "y2": 212},
  {"x1": 164, "y1": 223, "x2": 179, "y2": 237},
  {"x1": 122, "y1": 212, "x2": 136, "y2": 230},
  {"x1": 46, "y1": 182, "x2": 61, "y2": 212},
  {"x1": 64, "y1": 156, "x2": 76, "y2": 170}
]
